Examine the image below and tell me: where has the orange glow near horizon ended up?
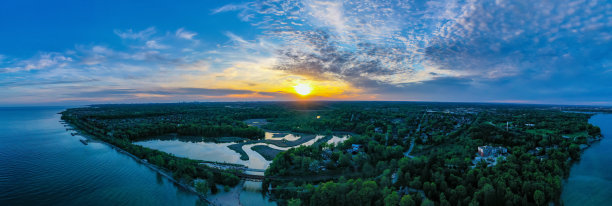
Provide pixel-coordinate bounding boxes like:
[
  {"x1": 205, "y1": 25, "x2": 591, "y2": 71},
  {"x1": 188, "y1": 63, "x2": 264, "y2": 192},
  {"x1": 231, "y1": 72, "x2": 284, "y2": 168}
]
[{"x1": 167, "y1": 61, "x2": 371, "y2": 100}]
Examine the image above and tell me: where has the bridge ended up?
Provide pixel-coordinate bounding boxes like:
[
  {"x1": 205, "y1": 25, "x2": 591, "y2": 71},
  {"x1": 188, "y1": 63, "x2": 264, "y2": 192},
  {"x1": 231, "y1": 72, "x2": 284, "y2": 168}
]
[
  {"x1": 202, "y1": 162, "x2": 366, "y2": 182},
  {"x1": 235, "y1": 173, "x2": 266, "y2": 181},
  {"x1": 199, "y1": 162, "x2": 266, "y2": 173},
  {"x1": 236, "y1": 172, "x2": 366, "y2": 183}
]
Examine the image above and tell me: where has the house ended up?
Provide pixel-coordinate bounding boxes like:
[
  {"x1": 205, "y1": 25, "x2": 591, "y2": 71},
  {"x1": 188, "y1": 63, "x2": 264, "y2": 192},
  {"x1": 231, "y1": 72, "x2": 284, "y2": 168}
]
[
  {"x1": 374, "y1": 127, "x2": 383, "y2": 134},
  {"x1": 350, "y1": 144, "x2": 363, "y2": 154},
  {"x1": 525, "y1": 123, "x2": 535, "y2": 127}
]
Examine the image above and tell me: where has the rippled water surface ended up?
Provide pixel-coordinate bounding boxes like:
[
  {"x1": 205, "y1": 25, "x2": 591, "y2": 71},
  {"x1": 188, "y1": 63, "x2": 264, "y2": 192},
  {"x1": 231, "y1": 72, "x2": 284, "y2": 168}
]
[
  {"x1": 0, "y1": 107, "x2": 201, "y2": 206},
  {"x1": 562, "y1": 114, "x2": 612, "y2": 205}
]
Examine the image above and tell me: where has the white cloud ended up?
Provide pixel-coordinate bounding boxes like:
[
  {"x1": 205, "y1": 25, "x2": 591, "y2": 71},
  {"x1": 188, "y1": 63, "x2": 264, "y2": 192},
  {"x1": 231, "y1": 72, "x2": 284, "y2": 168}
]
[{"x1": 176, "y1": 28, "x2": 197, "y2": 40}]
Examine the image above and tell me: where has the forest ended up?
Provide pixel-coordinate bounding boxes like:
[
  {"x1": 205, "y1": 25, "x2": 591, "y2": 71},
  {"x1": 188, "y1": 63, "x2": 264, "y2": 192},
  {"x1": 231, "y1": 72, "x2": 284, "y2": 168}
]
[{"x1": 264, "y1": 105, "x2": 602, "y2": 206}]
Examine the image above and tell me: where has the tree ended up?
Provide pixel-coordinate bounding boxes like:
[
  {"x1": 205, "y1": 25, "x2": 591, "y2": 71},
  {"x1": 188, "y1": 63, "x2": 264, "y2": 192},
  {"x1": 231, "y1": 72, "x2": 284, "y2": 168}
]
[
  {"x1": 195, "y1": 180, "x2": 208, "y2": 195},
  {"x1": 533, "y1": 190, "x2": 545, "y2": 206},
  {"x1": 339, "y1": 153, "x2": 351, "y2": 167},
  {"x1": 288, "y1": 198, "x2": 302, "y2": 206},
  {"x1": 421, "y1": 199, "x2": 435, "y2": 206},
  {"x1": 410, "y1": 177, "x2": 422, "y2": 189},
  {"x1": 482, "y1": 183, "x2": 496, "y2": 206},
  {"x1": 439, "y1": 193, "x2": 451, "y2": 206},
  {"x1": 400, "y1": 195, "x2": 415, "y2": 206},
  {"x1": 455, "y1": 185, "x2": 467, "y2": 199},
  {"x1": 363, "y1": 163, "x2": 375, "y2": 176},
  {"x1": 360, "y1": 180, "x2": 378, "y2": 205},
  {"x1": 569, "y1": 144, "x2": 580, "y2": 160},
  {"x1": 385, "y1": 191, "x2": 400, "y2": 206}
]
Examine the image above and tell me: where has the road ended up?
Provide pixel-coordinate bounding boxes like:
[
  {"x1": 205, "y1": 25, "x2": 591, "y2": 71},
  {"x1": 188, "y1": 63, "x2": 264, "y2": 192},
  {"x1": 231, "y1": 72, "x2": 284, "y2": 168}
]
[{"x1": 404, "y1": 138, "x2": 415, "y2": 158}]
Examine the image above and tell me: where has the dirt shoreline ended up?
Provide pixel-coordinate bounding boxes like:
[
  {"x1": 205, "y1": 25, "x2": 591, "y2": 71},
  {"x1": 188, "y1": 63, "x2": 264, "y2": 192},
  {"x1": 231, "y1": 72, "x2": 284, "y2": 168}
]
[{"x1": 251, "y1": 145, "x2": 283, "y2": 161}]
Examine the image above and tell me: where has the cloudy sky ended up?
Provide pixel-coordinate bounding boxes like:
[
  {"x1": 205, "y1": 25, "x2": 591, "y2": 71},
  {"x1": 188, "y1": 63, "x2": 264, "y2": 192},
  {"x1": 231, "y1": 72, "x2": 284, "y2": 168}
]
[{"x1": 0, "y1": 0, "x2": 610, "y2": 106}]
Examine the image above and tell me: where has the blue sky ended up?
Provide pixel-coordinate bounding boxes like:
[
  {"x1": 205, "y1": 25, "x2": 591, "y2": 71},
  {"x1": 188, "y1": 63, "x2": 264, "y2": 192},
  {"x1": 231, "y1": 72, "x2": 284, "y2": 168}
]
[{"x1": 0, "y1": 0, "x2": 610, "y2": 106}]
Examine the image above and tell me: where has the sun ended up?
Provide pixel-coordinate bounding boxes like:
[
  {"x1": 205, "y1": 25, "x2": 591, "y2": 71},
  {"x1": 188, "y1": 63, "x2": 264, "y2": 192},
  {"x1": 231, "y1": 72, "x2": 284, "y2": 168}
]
[{"x1": 294, "y1": 83, "x2": 313, "y2": 96}]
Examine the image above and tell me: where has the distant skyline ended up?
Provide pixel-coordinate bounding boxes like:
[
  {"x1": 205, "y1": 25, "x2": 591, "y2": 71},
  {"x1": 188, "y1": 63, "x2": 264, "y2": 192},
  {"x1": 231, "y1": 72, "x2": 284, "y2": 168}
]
[{"x1": 0, "y1": 0, "x2": 610, "y2": 106}]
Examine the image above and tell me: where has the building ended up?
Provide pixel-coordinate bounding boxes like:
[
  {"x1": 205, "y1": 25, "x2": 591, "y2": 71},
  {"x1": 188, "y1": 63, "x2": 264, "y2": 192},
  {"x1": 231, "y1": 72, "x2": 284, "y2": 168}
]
[{"x1": 478, "y1": 146, "x2": 508, "y2": 157}]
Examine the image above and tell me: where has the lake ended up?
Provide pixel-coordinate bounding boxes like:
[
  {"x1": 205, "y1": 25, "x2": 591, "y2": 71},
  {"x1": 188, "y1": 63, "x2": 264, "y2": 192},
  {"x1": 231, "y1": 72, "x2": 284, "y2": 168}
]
[
  {"x1": 562, "y1": 114, "x2": 612, "y2": 205},
  {"x1": 0, "y1": 107, "x2": 202, "y2": 206}
]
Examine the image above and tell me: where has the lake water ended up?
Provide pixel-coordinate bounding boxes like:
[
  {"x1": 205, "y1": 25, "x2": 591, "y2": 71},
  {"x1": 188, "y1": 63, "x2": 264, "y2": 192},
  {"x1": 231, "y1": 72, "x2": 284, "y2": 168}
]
[
  {"x1": 562, "y1": 114, "x2": 612, "y2": 205},
  {"x1": 134, "y1": 133, "x2": 345, "y2": 206},
  {"x1": 134, "y1": 134, "x2": 328, "y2": 170},
  {"x1": 0, "y1": 107, "x2": 202, "y2": 206}
]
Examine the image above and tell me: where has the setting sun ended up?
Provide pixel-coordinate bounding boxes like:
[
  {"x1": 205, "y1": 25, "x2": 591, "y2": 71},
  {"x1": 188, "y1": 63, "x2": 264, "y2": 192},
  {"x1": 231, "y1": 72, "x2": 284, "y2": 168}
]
[{"x1": 294, "y1": 83, "x2": 313, "y2": 96}]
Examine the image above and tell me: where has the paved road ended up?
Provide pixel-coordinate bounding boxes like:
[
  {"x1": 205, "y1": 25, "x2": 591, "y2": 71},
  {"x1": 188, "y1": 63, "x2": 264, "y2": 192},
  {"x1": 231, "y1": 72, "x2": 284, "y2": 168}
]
[{"x1": 404, "y1": 138, "x2": 415, "y2": 158}]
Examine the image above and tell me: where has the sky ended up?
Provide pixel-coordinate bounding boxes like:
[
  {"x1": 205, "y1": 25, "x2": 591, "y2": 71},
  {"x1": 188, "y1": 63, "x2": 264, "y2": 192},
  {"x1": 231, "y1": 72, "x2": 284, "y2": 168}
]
[{"x1": 0, "y1": 0, "x2": 610, "y2": 106}]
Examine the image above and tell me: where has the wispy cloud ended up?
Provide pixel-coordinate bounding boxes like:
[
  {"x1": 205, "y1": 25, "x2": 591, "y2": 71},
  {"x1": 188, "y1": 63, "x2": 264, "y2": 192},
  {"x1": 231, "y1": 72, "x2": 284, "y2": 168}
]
[
  {"x1": 145, "y1": 40, "x2": 168, "y2": 49},
  {"x1": 175, "y1": 28, "x2": 197, "y2": 40},
  {"x1": 0, "y1": 53, "x2": 72, "y2": 73},
  {"x1": 114, "y1": 27, "x2": 156, "y2": 40},
  {"x1": 211, "y1": 3, "x2": 248, "y2": 14}
]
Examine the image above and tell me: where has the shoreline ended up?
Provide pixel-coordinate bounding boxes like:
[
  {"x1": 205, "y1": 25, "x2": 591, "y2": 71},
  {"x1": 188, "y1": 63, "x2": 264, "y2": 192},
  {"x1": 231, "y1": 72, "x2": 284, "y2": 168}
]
[
  {"x1": 560, "y1": 114, "x2": 608, "y2": 205},
  {"x1": 63, "y1": 122, "x2": 215, "y2": 205}
]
